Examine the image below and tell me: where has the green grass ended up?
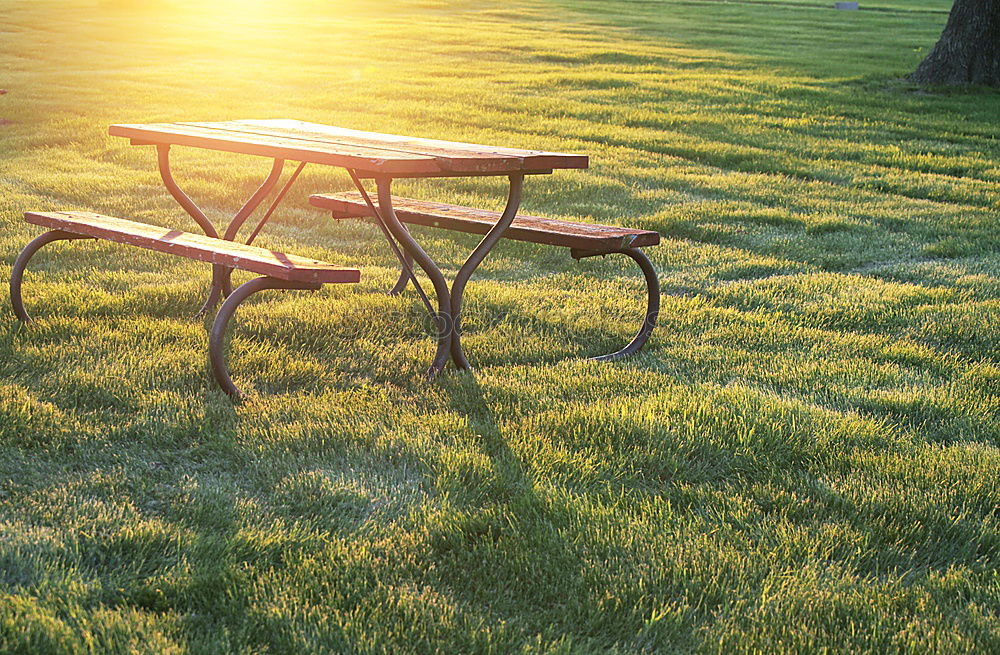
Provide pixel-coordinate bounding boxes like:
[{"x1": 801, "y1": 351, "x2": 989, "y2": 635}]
[{"x1": 1, "y1": 0, "x2": 998, "y2": 652}]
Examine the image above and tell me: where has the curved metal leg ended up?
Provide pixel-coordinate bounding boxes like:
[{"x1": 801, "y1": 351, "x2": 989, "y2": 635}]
[
  {"x1": 221, "y1": 158, "x2": 285, "y2": 297},
  {"x1": 201, "y1": 267, "x2": 224, "y2": 319},
  {"x1": 572, "y1": 247, "x2": 660, "y2": 361},
  {"x1": 388, "y1": 249, "x2": 413, "y2": 296},
  {"x1": 158, "y1": 144, "x2": 223, "y2": 317},
  {"x1": 376, "y1": 178, "x2": 453, "y2": 377},
  {"x1": 158, "y1": 144, "x2": 219, "y2": 239},
  {"x1": 158, "y1": 144, "x2": 287, "y2": 314},
  {"x1": 223, "y1": 159, "x2": 285, "y2": 242},
  {"x1": 10, "y1": 230, "x2": 91, "y2": 323},
  {"x1": 208, "y1": 276, "x2": 320, "y2": 399},
  {"x1": 449, "y1": 174, "x2": 524, "y2": 371}
]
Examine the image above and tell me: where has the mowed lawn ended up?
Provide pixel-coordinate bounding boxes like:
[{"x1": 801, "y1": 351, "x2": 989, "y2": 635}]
[{"x1": 1, "y1": 0, "x2": 998, "y2": 652}]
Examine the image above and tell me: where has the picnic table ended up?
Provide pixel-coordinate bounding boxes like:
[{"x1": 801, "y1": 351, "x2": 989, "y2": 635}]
[{"x1": 12, "y1": 119, "x2": 660, "y2": 398}]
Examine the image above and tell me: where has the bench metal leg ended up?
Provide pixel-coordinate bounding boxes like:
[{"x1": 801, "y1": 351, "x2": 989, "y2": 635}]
[
  {"x1": 449, "y1": 174, "x2": 524, "y2": 371},
  {"x1": 208, "y1": 276, "x2": 321, "y2": 399},
  {"x1": 10, "y1": 230, "x2": 92, "y2": 323},
  {"x1": 571, "y1": 247, "x2": 660, "y2": 360},
  {"x1": 376, "y1": 178, "x2": 454, "y2": 378}
]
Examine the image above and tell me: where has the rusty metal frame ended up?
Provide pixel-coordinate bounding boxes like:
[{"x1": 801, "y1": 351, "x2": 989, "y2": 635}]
[
  {"x1": 12, "y1": 143, "x2": 657, "y2": 396},
  {"x1": 208, "y1": 276, "x2": 321, "y2": 399},
  {"x1": 156, "y1": 144, "x2": 286, "y2": 315},
  {"x1": 571, "y1": 246, "x2": 660, "y2": 360},
  {"x1": 348, "y1": 174, "x2": 525, "y2": 376},
  {"x1": 347, "y1": 169, "x2": 435, "y2": 315},
  {"x1": 374, "y1": 177, "x2": 456, "y2": 377},
  {"x1": 356, "y1": 171, "x2": 657, "y2": 372},
  {"x1": 449, "y1": 174, "x2": 523, "y2": 370},
  {"x1": 9, "y1": 230, "x2": 93, "y2": 322}
]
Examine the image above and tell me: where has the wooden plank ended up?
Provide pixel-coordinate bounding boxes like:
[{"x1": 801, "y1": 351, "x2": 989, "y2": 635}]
[
  {"x1": 309, "y1": 193, "x2": 660, "y2": 251},
  {"x1": 24, "y1": 211, "x2": 361, "y2": 284},
  {"x1": 109, "y1": 123, "x2": 443, "y2": 175},
  {"x1": 234, "y1": 120, "x2": 584, "y2": 162},
  {"x1": 352, "y1": 169, "x2": 554, "y2": 179},
  {"x1": 183, "y1": 120, "x2": 590, "y2": 173},
  {"x1": 184, "y1": 121, "x2": 524, "y2": 174}
]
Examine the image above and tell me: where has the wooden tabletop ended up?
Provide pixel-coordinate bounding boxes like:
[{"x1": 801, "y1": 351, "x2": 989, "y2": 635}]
[{"x1": 109, "y1": 119, "x2": 588, "y2": 177}]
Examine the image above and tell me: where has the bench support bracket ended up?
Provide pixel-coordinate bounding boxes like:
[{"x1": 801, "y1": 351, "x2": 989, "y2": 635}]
[
  {"x1": 571, "y1": 247, "x2": 660, "y2": 360},
  {"x1": 209, "y1": 276, "x2": 322, "y2": 399},
  {"x1": 10, "y1": 230, "x2": 93, "y2": 323}
]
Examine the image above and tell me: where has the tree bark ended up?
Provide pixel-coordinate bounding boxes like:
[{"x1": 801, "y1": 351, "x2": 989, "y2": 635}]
[{"x1": 910, "y1": 0, "x2": 1000, "y2": 87}]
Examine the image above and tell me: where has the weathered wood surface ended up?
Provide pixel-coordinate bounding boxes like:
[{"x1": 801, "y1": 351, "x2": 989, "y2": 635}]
[
  {"x1": 24, "y1": 211, "x2": 361, "y2": 284},
  {"x1": 110, "y1": 120, "x2": 588, "y2": 176},
  {"x1": 309, "y1": 192, "x2": 660, "y2": 251},
  {"x1": 110, "y1": 123, "x2": 435, "y2": 175}
]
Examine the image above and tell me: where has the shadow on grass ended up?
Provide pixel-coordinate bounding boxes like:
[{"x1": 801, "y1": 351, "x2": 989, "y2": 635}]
[
  {"x1": 419, "y1": 374, "x2": 696, "y2": 646},
  {"x1": 431, "y1": 375, "x2": 585, "y2": 615}
]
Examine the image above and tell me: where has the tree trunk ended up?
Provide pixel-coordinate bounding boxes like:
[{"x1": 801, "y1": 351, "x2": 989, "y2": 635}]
[{"x1": 910, "y1": 0, "x2": 1000, "y2": 87}]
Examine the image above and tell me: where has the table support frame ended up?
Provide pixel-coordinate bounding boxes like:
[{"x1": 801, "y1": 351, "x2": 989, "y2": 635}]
[
  {"x1": 448, "y1": 175, "x2": 523, "y2": 370},
  {"x1": 372, "y1": 174, "x2": 524, "y2": 376},
  {"x1": 156, "y1": 144, "x2": 285, "y2": 316}
]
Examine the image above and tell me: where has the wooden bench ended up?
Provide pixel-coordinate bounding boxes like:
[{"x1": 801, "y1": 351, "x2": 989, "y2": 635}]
[
  {"x1": 309, "y1": 192, "x2": 660, "y2": 360},
  {"x1": 310, "y1": 192, "x2": 660, "y2": 253},
  {"x1": 10, "y1": 211, "x2": 360, "y2": 397}
]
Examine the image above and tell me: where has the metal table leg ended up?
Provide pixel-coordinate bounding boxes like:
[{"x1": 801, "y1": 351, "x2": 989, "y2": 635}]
[
  {"x1": 360, "y1": 175, "x2": 524, "y2": 375},
  {"x1": 375, "y1": 177, "x2": 455, "y2": 377},
  {"x1": 156, "y1": 144, "x2": 285, "y2": 316},
  {"x1": 449, "y1": 174, "x2": 523, "y2": 370}
]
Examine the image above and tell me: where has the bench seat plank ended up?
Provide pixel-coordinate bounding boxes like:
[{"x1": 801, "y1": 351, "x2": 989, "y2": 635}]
[
  {"x1": 309, "y1": 192, "x2": 660, "y2": 251},
  {"x1": 25, "y1": 211, "x2": 360, "y2": 284}
]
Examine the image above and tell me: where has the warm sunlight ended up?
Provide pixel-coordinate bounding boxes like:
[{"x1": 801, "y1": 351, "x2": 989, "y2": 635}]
[{"x1": 2, "y1": 0, "x2": 996, "y2": 652}]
